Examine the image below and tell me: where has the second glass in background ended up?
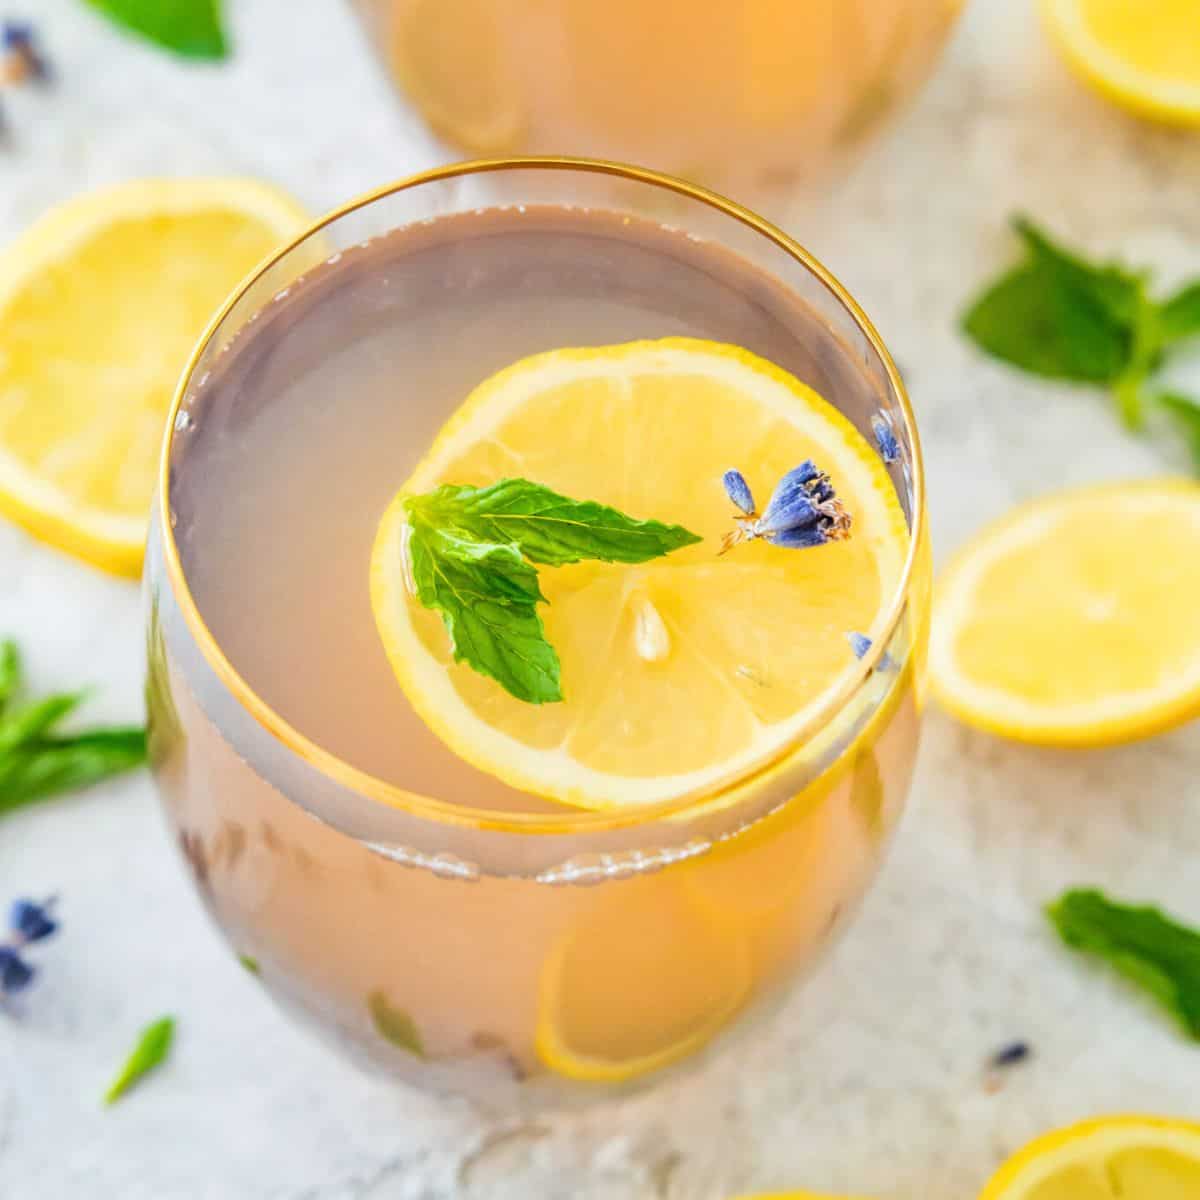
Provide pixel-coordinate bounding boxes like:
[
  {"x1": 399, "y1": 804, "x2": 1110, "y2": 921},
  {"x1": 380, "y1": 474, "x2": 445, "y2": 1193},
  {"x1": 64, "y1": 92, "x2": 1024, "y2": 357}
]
[{"x1": 353, "y1": 0, "x2": 963, "y2": 191}]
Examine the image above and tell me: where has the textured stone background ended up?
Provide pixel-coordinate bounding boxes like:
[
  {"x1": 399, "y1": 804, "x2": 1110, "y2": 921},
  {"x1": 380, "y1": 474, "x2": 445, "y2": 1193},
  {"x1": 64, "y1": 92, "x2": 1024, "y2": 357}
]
[{"x1": 2, "y1": 2, "x2": 1199, "y2": 1197}]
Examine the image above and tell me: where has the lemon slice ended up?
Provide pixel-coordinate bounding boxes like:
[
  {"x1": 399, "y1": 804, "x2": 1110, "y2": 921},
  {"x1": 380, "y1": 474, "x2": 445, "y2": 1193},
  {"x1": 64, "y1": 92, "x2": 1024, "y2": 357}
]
[
  {"x1": 931, "y1": 481, "x2": 1200, "y2": 746},
  {"x1": 371, "y1": 338, "x2": 908, "y2": 809},
  {"x1": 386, "y1": 0, "x2": 524, "y2": 153},
  {"x1": 1040, "y1": 0, "x2": 1200, "y2": 126},
  {"x1": 535, "y1": 878, "x2": 750, "y2": 1082},
  {"x1": 0, "y1": 178, "x2": 308, "y2": 577},
  {"x1": 981, "y1": 1116, "x2": 1200, "y2": 1200}
]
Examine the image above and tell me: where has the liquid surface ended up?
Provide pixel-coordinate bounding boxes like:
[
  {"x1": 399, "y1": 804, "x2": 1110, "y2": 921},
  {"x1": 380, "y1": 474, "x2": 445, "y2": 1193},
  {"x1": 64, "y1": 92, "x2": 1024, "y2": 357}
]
[{"x1": 171, "y1": 208, "x2": 893, "y2": 813}]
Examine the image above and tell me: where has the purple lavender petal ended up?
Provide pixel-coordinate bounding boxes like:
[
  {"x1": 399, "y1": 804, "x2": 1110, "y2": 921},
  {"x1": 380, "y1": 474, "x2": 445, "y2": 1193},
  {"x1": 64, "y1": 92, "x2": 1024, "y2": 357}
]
[
  {"x1": 764, "y1": 524, "x2": 828, "y2": 549},
  {"x1": 872, "y1": 415, "x2": 900, "y2": 465},
  {"x1": 758, "y1": 461, "x2": 823, "y2": 533},
  {"x1": 722, "y1": 469, "x2": 756, "y2": 516},
  {"x1": 9, "y1": 898, "x2": 57, "y2": 943},
  {"x1": 0, "y1": 946, "x2": 34, "y2": 994},
  {"x1": 847, "y1": 632, "x2": 873, "y2": 659}
]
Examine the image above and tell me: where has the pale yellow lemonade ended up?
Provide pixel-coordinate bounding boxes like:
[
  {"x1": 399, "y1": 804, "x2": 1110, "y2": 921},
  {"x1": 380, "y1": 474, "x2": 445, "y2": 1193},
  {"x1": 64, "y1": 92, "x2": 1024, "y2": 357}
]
[
  {"x1": 353, "y1": 0, "x2": 962, "y2": 186},
  {"x1": 147, "y1": 202, "x2": 924, "y2": 1099}
]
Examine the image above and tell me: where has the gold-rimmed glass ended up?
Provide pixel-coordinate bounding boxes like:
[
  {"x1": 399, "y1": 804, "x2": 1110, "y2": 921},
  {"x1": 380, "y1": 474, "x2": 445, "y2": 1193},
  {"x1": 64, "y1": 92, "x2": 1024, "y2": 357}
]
[{"x1": 145, "y1": 158, "x2": 930, "y2": 1107}]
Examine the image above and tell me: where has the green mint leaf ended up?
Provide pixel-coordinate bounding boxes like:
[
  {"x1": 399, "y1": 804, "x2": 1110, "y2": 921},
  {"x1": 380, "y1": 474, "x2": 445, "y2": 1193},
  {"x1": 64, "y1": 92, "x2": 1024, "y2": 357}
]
[
  {"x1": 104, "y1": 1016, "x2": 176, "y2": 1105},
  {"x1": 1046, "y1": 889, "x2": 1200, "y2": 1039},
  {"x1": 83, "y1": 0, "x2": 228, "y2": 59},
  {"x1": 1158, "y1": 392, "x2": 1200, "y2": 471},
  {"x1": 0, "y1": 727, "x2": 147, "y2": 815},
  {"x1": 409, "y1": 479, "x2": 702, "y2": 566},
  {"x1": 402, "y1": 479, "x2": 701, "y2": 704},
  {"x1": 1160, "y1": 281, "x2": 1200, "y2": 346},
  {"x1": 237, "y1": 953, "x2": 261, "y2": 975},
  {"x1": 1014, "y1": 217, "x2": 1146, "y2": 327},
  {"x1": 962, "y1": 217, "x2": 1144, "y2": 384},
  {"x1": 367, "y1": 991, "x2": 424, "y2": 1057},
  {"x1": 0, "y1": 693, "x2": 83, "y2": 755},
  {"x1": 0, "y1": 640, "x2": 21, "y2": 715},
  {"x1": 407, "y1": 521, "x2": 561, "y2": 704}
]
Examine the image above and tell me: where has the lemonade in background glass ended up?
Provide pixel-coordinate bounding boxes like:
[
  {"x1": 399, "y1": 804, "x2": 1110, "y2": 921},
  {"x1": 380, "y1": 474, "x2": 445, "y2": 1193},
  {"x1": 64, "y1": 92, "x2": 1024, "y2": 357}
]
[
  {"x1": 145, "y1": 160, "x2": 929, "y2": 1105},
  {"x1": 351, "y1": 0, "x2": 962, "y2": 189}
]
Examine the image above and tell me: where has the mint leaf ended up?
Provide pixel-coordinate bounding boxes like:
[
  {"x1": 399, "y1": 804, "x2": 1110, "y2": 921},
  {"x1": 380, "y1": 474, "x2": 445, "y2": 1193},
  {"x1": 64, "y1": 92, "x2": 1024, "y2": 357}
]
[
  {"x1": 402, "y1": 479, "x2": 701, "y2": 703},
  {"x1": 0, "y1": 640, "x2": 20, "y2": 714},
  {"x1": 962, "y1": 218, "x2": 1143, "y2": 384},
  {"x1": 104, "y1": 1016, "x2": 176, "y2": 1105},
  {"x1": 409, "y1": 479, "x2": 702, "y2": 566},
  {"x1": 1158, "y1": 392, "x2": 1200, "y2": 470},
  {"x1": 0, "y1": 693, "x2": 82, "y2": 755},
  {"x1": 1047, "y1": 889, "x2": 1200, "y2": 1039},
  {"x1": 1160, "y1": 281, "x2": 1200, "y2": 346},
  {"x1": 367, "y1": 991, "x2": 424, "y2": 1057},
  {"x1": 1014, "y1": 217, "x2": 1146, "y2": 327},
  {"x1": 407, "y1": 521, "x2": 561, "y2": 704},
  {"x1": 0, "y1": 728, "x2": 147, "y2": 814},
  {"x1": 84, "y1": 0, "x2": 228, "y2": 60}
]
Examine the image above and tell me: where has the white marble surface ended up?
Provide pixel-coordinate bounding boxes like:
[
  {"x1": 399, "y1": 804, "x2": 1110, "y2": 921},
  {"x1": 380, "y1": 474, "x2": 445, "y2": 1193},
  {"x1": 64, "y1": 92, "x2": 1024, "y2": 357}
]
[{"x1": 3, "y1": 2, "x2": 1200, "y2": 1197}]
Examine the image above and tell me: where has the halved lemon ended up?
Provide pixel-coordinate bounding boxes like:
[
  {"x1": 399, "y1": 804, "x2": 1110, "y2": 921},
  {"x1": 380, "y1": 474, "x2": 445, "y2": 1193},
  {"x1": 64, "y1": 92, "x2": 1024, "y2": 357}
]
[
  {"x1": 1040, "y1": 0, "x2": 1200, "y2": 126},
  {"x1": 0, "y1": 178, "x2": 308, "y2": 576},
  {"x1": 930, "y1": 481, "x2": 1200, "y2": 746},
  {"x1": 535, "y1": 877, "x2": 750, "y2": 1082},
  {"x1": 980, "y1": 1115, "x2": 1200, "y2": 1200},
  {"x1": 371, "y1": 338, "x2": 908, "y2": 809}
]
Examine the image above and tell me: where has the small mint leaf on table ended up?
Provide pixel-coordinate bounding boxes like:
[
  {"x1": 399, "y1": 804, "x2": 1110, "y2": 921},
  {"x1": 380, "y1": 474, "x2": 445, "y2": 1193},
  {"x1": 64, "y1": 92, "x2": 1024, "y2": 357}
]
[
  {"x1": 962, "y1": 217, "x2": 1143, "y2": 385},
  {"x1": 403, "y1": 479, "x2": 700, "y2": 704},
  {"x1": 1159, "y1": 281, "x2": 1200, "y2": 347},
  {"x1": 0, "y1": 640, "x2": 19, "y2": 713},
  {"x1": 1157, "y1": 392, "x2": 1200, "y2": 470},
  {"x1": 83, "y1": 0, "x2": 228, "y2": 60},
  {"x1": 104, "y1": 1016, "x2": 175, "y2": 1105},
  {"x1": 1047, "y1": 889, "x2": 1200, "y2": 1040},
  {"x1": 0, "y1": 728, "x2": 147, "y2": 815}
]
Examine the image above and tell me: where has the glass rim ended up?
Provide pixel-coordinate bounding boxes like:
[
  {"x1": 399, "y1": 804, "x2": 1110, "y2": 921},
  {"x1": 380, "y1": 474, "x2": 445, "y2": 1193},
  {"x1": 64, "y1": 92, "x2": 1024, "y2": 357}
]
[{"x1": 157, "y1": 155, "x2": 926, "y2": 836}]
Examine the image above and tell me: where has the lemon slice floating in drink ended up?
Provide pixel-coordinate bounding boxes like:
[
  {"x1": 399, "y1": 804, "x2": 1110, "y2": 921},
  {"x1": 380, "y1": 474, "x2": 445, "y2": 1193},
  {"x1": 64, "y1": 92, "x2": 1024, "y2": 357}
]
[
  {"x1": 980, "y1": 1115, "x2": 1200, "y2": 1200},
  {"x1": 931, "y1": 481, "x2": 1200, "y2": 746},
  {"x1": 372, "y1": 338, "x2": 908, "y2": 809},
  {"x1": 0, "y1": 179, "x2": 308, "y2": 576},
  {"x1": 535, "y1": 878, "x2": 750, "y2": 1082}
]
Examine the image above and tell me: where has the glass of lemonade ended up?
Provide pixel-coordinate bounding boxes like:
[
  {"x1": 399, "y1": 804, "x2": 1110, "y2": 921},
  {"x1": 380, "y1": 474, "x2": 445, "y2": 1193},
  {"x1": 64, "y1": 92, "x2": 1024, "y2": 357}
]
[
  {"x1": 351, "y1": 0, "x2": 962, "y2": 190},
  {"x1": 145, "y1": 159, "x2": 929, "y2": 1106}
]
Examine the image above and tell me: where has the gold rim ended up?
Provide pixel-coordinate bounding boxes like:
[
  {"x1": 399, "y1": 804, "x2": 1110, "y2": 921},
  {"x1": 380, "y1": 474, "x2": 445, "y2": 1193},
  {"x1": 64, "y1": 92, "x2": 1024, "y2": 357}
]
[{"x1": 157, "y1": 156, "x2": 927, "y2": 834}]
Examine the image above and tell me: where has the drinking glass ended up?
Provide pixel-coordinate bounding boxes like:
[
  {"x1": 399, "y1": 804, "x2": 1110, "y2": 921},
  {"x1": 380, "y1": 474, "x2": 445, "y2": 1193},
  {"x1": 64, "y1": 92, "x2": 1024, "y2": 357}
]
[
  {"x1": 351, "y1": 0, "x2": 963, "y2": 190},
  {"x1": 144, "y1": 159, "x2": 929, "y2": 1107}
]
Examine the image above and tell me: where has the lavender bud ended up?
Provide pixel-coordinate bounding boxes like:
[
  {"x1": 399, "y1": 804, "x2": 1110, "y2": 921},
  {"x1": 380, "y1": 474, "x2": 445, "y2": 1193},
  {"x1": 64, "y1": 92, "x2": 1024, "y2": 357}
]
[
  {"x1": 0, "y1": 946, "x2": 34, "y2": 994},
  {"x1": 758, "y1": 461, "x2": 824, "y2": 534},
  {"x1": 722, "y1": 469, "x2": 756, "y2": 516},
  {"x1": 10, "y1": 898, "x2": 57, "y2": 943},
  {"x1": 847, "y1": 632, "x2": 873, "y2": 659},
  {"x1": 872, "y1": 414, "x2": 900, "y2": 465},
  {"x1": 765, "y1": 525, "x2": 828, "y2": 549}
]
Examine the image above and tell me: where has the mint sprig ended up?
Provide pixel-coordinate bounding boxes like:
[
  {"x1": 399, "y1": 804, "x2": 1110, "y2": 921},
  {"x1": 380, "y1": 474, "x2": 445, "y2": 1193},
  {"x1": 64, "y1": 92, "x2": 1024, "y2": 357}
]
[
  {"x1": 0, "y1": 638, "x2": 147, "y2": 815},
  {"x1": 83, "y1": 0, "x2": 229, "y2": 60},
  {"x1": 1047, "y1": 889, "x2": 1200, "y2": 1040},
  {"x1": 962, "y1": 216, "x2": 1200, "y2": 457},
  {"x1": 403, "y1": 479, "x2": 701, "y2": 704}
]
